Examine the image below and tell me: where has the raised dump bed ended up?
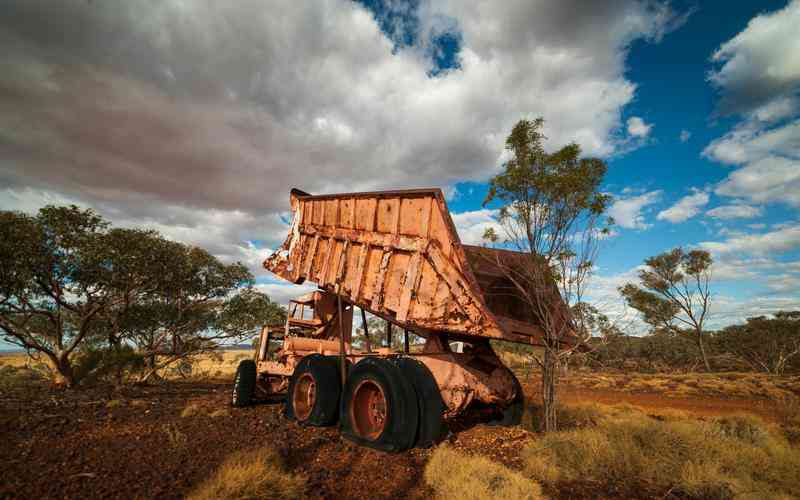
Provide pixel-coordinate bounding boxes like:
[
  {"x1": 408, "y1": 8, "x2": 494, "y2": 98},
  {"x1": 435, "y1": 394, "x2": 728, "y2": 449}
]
[{"x1": 230, "y1": 188, "x2": 574, "y2": 452}]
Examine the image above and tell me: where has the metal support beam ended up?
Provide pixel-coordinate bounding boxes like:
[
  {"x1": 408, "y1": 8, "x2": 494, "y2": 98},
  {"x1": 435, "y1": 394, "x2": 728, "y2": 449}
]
[
  {"x1": 385, "y1": 320, "x2": 392, "y2": 349},
  {"x1": 337, "y1": 289, "x2": 346, "y2": 385},
  {"x1": 360, "y1": 307, "x2": 371, "y2": 352},
  {"x1": 404, "y1": 329, "x2": 409, "y2": 353}
]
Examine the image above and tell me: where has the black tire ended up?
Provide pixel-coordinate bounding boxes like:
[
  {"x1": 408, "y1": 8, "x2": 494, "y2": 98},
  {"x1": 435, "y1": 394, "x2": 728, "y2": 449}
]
[
  {"x1": 232, "y1": 360, "x2": 256, "y2": 407},
  {"x1": 340, "y1": 357, "x2": 419, "y2": 452},
  {"x1": 489, "y1": 369, "x2": 524, "y2": 426},
  {"x1": 395, "y1": 357, "x2": 444, "y2": 448},
  {"x1": 285, "y1": 354, "x2": 341, "y2": 426}
]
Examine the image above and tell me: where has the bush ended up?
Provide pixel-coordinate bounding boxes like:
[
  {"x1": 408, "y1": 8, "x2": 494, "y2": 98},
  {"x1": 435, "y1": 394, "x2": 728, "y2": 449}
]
[
  {"x1": 73, "y1": 345, "x2": 144, "y2": 384},
  {"x1": 181, "y1": 403, "x2": 204, "y2": 418},
  {"x1": 425, "y1": 445, "x2": 543, "y2": 500},
  {"x1": 521, "y1": 405, "x2": 800, "y2": 498},
  {"x1": 0, "y1": 364, "x2": 43, "y2": 391},
  {"x1": 187, "y1": 447, "x2": 304, "y2": 500}
]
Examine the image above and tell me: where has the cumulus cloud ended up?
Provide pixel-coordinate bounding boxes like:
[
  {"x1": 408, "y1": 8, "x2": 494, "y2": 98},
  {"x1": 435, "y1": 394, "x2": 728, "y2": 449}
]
[
  {"x1": 608, "y1": 190, "x2": 662, "y2": 229},
  {"x1": 699, "y1": 224, "x2": 800, "y2": 255},
  {"x1": 706, "y1": 203, "x2": 763, "y2": 220},
  {"x1": 707, "y1": 0, "x2": 800, "y2": 116},
  {"x1": 450, "y1": 208, "x2": 501, "y2": 245},
  {"x1": 704, "y1": 1, "x2": 800, "y2": 209},
  {"x1": 679, "y1": 129, "x2": 691, "y2": 142},
  {"x1": 626, "y1": 116, "x2": 653, "y2": 137},
  {"x1": 656, "y1": 189, "x2": 709, "y2": 223},
  {"x1": 0, "y1": 0, "x2": 687, "y2": 286}
]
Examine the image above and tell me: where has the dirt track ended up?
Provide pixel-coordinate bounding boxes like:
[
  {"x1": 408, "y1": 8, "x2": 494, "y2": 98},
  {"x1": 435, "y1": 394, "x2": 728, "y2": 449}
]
[{"x1": 0, "y1": 379, "x2": 790, "y2": 500}]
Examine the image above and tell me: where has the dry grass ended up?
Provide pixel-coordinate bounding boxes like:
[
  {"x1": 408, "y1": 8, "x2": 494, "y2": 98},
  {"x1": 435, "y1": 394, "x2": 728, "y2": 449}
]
[
  {"x1": 0, "y1": 364, "x2": 45, "y2": 391},
  {"x1": 521, "y1": 403, "x2": 800, "y2": 498},
  {"x1": 0, "y1": 352, "x2": 30, "y2": 367},
  {"x1": 560, "y1": 371, "x2": 800, "y2": 400},
  {"x1": 424, "y1": 445, "x2": 544, "y2": 500},
  {"x1": 181, "y1": 402, "x2": 204, "y2": 418},
  {"x1": 187, "y1": 447, "x2": 305, "y2": 500}
]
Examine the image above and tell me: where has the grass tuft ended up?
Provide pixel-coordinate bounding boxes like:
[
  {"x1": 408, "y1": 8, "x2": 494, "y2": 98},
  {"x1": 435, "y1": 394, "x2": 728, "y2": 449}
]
[
  {"x1": 181, "y1": 402, "x2": 203, "y2": 418},
  {"x1": 521, "y1": 404, "x2": 800, "y2": 498},
  {"x1": 424, "y1": 445, "x2": 544, "y2": 500},
  {"x1": 187, "y1": 447, "x2": 304, "y2": 500}
]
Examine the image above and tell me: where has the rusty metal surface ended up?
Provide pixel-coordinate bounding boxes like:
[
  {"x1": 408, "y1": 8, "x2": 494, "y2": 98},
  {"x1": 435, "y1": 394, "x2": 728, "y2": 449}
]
[{"x1": 264, "y1": 188, "x2": 567, "y2": 346}]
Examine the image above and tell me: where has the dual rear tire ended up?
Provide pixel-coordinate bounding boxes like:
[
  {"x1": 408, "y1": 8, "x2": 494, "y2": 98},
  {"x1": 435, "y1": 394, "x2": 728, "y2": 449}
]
[{"x1": 285, "y1": 356, "x2": 444, "y2": 452}]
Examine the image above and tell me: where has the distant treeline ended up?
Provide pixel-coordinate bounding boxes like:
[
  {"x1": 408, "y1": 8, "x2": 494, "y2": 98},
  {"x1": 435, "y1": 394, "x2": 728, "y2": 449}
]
[{"x1": 496, "y1": 311, "x2": 800, "y2": 375}]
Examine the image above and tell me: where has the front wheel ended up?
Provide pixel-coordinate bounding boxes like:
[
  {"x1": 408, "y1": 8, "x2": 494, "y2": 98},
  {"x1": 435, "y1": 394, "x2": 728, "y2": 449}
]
[{"x1": 232, "y1": 360, "x2": 256, "y2": 407}]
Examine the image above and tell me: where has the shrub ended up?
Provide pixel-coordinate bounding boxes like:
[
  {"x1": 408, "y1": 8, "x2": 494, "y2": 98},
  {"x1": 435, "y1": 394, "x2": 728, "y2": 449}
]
[
  {"x1": 0, "y1": 365, "x2": 44, "y2": 391},
  {"x1": 73, "y1": 345, "x2": 144, "y2": 384},
  {"x1": 424, "y1": 445, "x2": 543, "y2": 500},
  {"x1": 181, "y1": 403, "x2": 204, "y2": 418},
  {"x1": 521, "y1": 407, "x2": 800, "y2": 498},
  {"x1": 187, "y1": 447, "x2": 304, "y2": 500}
]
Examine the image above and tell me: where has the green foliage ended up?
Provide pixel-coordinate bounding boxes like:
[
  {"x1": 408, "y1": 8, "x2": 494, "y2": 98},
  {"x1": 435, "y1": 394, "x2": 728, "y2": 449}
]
[
  {"x1": 1, "y1": 204, "x2": 282, "y2": 386},
  {"x1": 620, "y1": 247, "x2": 714, "y2": 371},
  {"x1": 713, "y1": 311, "x2": 800, "y2": 374},
  {"x1": 483, "y1": 118, "x2": 612, "y2": 258},
  {"x1": 72, "y1": 344, "x2": 145, "y2": 384}
]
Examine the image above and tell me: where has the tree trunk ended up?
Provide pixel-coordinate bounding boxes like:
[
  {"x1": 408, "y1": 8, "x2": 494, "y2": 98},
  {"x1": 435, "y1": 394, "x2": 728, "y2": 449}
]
[
  {"x1": 696, "y1": 330, "x2": 712, "y2": 372},
  {"x1": 51, "y1": 354, "x2": 77, "y2": 388},
  {"x1": 541, "y1": 347, "x2": 558, "y2": 432}
]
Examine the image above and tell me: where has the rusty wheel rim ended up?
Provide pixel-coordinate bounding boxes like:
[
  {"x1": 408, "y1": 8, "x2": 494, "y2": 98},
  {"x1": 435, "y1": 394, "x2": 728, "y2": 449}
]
[
  {"x1": 292, "y1": 373, "x2": 316, "y2": 421},
  {"x1": 351, "y1": 380, "x2": 388, "y2": 440}
]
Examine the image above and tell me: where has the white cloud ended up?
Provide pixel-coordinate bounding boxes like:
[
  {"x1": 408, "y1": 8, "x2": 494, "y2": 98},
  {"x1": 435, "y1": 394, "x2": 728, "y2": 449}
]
[
  {"x1": 679, "y1": 129, "x2": 691, "y2": 142},
  {"x1": 699, "y1": 224, "x2": 800, "y2": 255},
  {"x1": 608, "y1": 190, "x2": 662, "y2": 229},
  {"x1": 703, "y1": 120, "x2": 800, "y2": 165},
  {"x1": 626, "y1": 116, "x2": 652, "y2": 137},
  {"x1": 450, "y1": 208, "x2": 501, "y2": 245},
  {"x1": 255, "y1": 281, "x2": 317, "y2": 306},
  {"x1": 714, "y1": 154, "x2": 800, "y2": 207},
  {"x1": 0, "y1": 0, "x2": 689, "y2": 279},
  {"x1": 706, "y1": 203, "x2": 763, "y2": 220},
  {"x1": 656, "y1": 189, "x2": 709, "y2": 223},
  {"x1": 704, "y1": 2, "x2": 800, "y2": 212},
  {"x1": 708, "y1": 0, "x2": 800, "y2": 115}
]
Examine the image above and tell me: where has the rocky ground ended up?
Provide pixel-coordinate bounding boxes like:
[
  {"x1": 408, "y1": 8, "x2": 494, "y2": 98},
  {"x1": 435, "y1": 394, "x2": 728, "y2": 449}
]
[{"x1": 0, "y1": 375, "x2": 792, "y2": 499}]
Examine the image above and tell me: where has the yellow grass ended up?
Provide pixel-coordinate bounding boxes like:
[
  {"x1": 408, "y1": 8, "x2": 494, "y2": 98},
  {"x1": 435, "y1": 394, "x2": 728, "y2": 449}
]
[
  {"x1": 560, "y1": 371, "x2": 800, "y2": 400},
  {"x1": 521, "y1": 403, "x2": 800, "y2": 498},
  {"x1": 0, "y1": 351, "x2": 30, "y2": 367},
  {"x1": 183, "y1": 350, "x2": 252, "y2": 380},
  {"x1": 424, "y1": 445, "x2": 544, "y2": 500},
  {"x1": 187, "y1": 447, "x2": 305, "y2": 500},
  {"x1": 181, "y1": 402, "x2": 204, "y2": 418}
]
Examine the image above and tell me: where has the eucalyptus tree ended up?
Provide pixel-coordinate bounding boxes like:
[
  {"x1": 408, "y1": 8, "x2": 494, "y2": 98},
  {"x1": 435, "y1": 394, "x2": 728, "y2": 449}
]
[
  {"x1": 620, "y1": 248, "x2": 714, "y2": 371},
  {"x1": 1, "y1": 205, "x2": 282, "y2": 386},
  {"x1": 482, "y1": 118, "x2": 613, "y2": 431}
]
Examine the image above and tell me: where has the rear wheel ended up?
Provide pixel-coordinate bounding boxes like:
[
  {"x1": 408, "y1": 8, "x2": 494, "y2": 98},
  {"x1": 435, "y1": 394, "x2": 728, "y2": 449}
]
[
  {"x1": 232, "y1": 360, "x2": 256, "y2": 407},
  {"x1": 340, "y1": 357, "x2": 419, "y2": 452},
  {"x1": 285, "y1": 354, "x2": 341, "y2": 426},
  {"x1": 395, "y1": 357, "x2": 444, "y2": 448}
]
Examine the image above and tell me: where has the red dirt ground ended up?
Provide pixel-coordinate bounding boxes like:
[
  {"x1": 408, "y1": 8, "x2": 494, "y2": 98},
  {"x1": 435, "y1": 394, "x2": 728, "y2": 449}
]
[{"x1": 0, "y1": 378, "x2": 790, "y2": 500}]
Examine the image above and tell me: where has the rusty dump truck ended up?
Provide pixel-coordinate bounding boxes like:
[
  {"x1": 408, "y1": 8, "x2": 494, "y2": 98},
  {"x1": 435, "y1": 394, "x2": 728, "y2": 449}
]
[{"x1": 230, "y1": 188, "x2": 572, "y2": 451}]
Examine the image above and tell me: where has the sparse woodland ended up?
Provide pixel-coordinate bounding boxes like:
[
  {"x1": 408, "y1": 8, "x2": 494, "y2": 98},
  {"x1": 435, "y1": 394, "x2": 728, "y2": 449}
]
[{"x1": 0, "y1": 205, "x2": 284, "y2": 387}]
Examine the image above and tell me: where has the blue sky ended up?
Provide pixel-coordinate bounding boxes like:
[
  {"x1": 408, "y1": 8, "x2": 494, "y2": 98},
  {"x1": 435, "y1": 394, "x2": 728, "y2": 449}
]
[{"x1": 1, "y1": 0, "x2": 798, "y2": 345}]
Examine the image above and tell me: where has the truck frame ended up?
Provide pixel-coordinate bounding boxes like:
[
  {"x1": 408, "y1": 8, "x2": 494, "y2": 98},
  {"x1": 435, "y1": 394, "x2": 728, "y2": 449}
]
[{"x1": 231, "y1": 188, "x2": 573, "y2": 451}]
